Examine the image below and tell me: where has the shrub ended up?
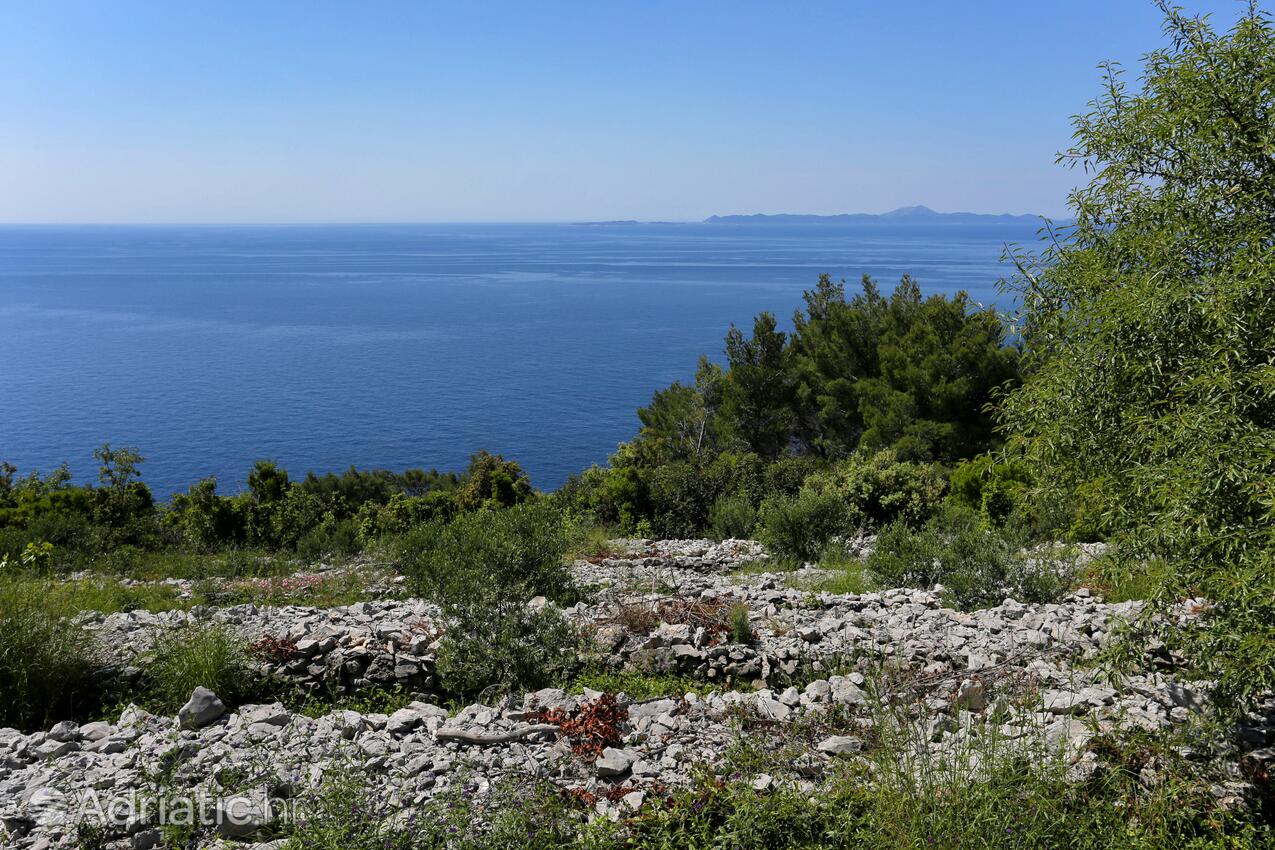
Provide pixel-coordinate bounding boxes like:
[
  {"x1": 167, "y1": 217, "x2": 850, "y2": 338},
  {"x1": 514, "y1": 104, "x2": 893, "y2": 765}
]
[
  {"x1": 760, "y1": 454, "x2": 824, "y2": 499},
  {"x1": 401, "y1": 501, "x2": 581, "y2": 699},
  {"x1": 948, "y1": 455, "x2": 1035, "y2": 529},
  {"x1": 453, "y1": 450, "x2": 533, "y2": 512},
  {"x1": 867, "y1": 510, "x2": 1072, "y2": 610},
  {"x1": 295, "y1": 516, "x2": 359, "y2": 561},
  {"x1": 400, "y1": 500, "x2": 572, "y2": 604},
  {"x1": 757, "y1": 488, "x2": 848, "y2": 562},
  {"x1": 727, "y1": 603, "x2": 753, "y2": 644},
  {"x1": 645, "y1": 460, "x2": 716, "y2": 538},
  {"x1": 354, "y1": 491, "x2": 454, "y2": 545},
  {"x1": 708, "y1": 492, "x2": 756, "y2": 540},
  {"x1": 141, "y1": 622, "x2": 259, "y2": 712},
  {"x1": 0, "y1": 578, "x2": 99, "y2": 729},
  {"x1": 802, "y1": 449, "x2": 947, "y2": 530},
  {"x1": 435, "y1": 603, "x2": 581, "y2": 700},
  {"x1": 168, "y1": 477, "x2": 246, "y2": 550},
  {"x1": 0, "y1": 540, "x2": 55, "y2": 574}
]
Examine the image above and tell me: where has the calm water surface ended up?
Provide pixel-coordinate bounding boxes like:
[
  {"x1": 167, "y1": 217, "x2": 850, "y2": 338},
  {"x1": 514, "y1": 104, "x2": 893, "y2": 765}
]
[{"x1": 0, "y1": 222, "x2": 1039, "y2": 496}]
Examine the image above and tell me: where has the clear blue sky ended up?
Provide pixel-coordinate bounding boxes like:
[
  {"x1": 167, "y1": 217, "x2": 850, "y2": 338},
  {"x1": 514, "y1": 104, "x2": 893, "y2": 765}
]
[{"x1": 0, "y1": 1, "x2": 1250, "y2": 223}]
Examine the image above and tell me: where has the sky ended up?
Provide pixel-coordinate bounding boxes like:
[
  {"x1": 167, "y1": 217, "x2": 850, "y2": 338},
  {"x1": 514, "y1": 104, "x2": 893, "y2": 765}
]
[{"x1": 0, "y1": 1, "x2": 1253, "y2": 223}]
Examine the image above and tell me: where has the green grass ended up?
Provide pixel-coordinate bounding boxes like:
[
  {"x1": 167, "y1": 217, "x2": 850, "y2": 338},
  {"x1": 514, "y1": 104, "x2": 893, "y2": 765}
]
[
  {"x1": 0, "y1": 577, "x2": 100, "y2": 729},
  {"x1": 570, "y1": 669, "x2": 724, "y2": 701},
  {"x1": 64, "y1": 546, "x2": 306, "y2": 580},
  {"x1": 0, "y1": 568, "x2": 388, "y2": 619},
  {"x1": 1087, "y1": 553, "x2": 1172, "y2": 604},
  {"x1": 292, "y1": 685, "x2": 416, "y2": 718},
  {"x1": 202, "y1": 568, "x2": 389, "y2": 608},
  {"x1": 786, "y1": 547, "x2": 877, "y2": 595},
  {"x1": 564, "y1": 520, "x2": 624, "y2": 561},
  {"x1": 138, "y1": 622, "x2": 263, "y2": 713},
  {"x1": 43, "y1": 577, "x2": 193, "y2": 614}
]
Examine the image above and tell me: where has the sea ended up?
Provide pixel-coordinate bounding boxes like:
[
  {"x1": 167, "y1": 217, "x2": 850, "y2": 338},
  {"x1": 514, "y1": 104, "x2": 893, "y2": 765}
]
[{"x1": 0, "y1": 221, "x2": 1042, "y2": 498}]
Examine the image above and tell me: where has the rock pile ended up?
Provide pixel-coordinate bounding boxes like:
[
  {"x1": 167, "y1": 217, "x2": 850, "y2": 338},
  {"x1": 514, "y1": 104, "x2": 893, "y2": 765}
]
[
  {"x1": 80, "y1": 599, "x2": 444, "y2": 698},
  {"x1": 2, "y1": 539, "x2": 1270, "y2": 849}
]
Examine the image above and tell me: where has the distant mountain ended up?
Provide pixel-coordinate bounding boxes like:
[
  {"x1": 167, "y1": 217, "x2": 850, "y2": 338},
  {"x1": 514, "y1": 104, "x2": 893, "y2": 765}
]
[{"x1": 704, "y1": 206, "x2": 1043, "y2": 225}]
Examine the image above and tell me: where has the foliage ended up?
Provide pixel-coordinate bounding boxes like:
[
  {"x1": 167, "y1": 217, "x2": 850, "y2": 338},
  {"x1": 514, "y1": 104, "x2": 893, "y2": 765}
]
[
  {"x1": 867, "y1": 509, "x2": 1074, "y2": 609},
  {"x1": 168, "y1": 477, "x2": 245, "y2": 550},
  {"x1": 435, "y1": 602, "x2": 581, "y2": 700},
  {"x1": 0, "y1": 540, "x2": 55, "y2": 574},
  {"x1": 631, "y1": 275, "x2": 1019, "y2": 468},
  {"x1": 282, "y1": 726, "x2": 1270, "y2": 850},
  {"x1": 708, "y1": 491, "x2": 757, "y2": 540},
  {"x1": 354, "y1": 491, "x2": 454, "y2": 545},
  {"x1": 400, "y1": 499, "x2": 573, "y2": 604},
  {"x1": 632, "y1": 357, "x2": 730, "y2": 466},
  {"x1": 0, "y1": 577, "x2": 98, "y2": 730},
  {"x1": 808, "y1": 545, "x2": 877, "y2": 595},
  {"x1": 1, "y1": 446, "x2": 478, "y2": 561},
  {"x1": 401, "y1": 501, "x2": 581, "y2": 698},
  {"x1": 802, "y1": 449, "x2": 947, "y2": 529},
  {"x1": 947, "y1": 454, "x2": 1034, "y2": 529},
  {"x1": 757, "y1": 487, "x2": 848, "y2": 562},
  {"x1": 754, "y1": 451, "x2": 944, "y2": 562},
  {"x1": 720, "y1": 312, "x2": 800, "y2": 459},
  {"x1": 999, "y1": 3, "x2": 1275, "y2": 707},
  {"x1": 727, "y1": 602, "x2": 754, "y2": 644},
  {"x1": 570, "y1": 669, "x2": 719, "y2": 701},
  {"x1": 794, "y1": 274, "x2": 1020, "y2": 461},
  {"x1": 454, "y1": 450, "x2": 534, "y2": 512},
  {"x1": 140, "y1": 622, "x2": 260, "y2": 713}
]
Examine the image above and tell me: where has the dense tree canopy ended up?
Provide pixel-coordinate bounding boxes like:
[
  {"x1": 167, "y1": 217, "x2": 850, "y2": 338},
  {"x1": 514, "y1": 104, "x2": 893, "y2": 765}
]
[{"x1": 633, "y1": 274, "x2": 1019, "y2": 466}]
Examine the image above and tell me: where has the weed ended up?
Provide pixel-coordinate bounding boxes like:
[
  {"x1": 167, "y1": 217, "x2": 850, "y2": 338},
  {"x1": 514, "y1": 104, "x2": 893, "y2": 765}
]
[
  {"x1": 141, "y1": 622, "x2": 261, "y2": 712},
  {"x1": 0, "y1": 577, "x2": 99, "y2": 729}
]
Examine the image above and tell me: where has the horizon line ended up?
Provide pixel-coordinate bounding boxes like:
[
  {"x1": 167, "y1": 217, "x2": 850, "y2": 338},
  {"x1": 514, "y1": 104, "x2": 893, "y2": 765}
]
[{"x1": 0, "y1": 212, "x2": 1066, "y2": 228}]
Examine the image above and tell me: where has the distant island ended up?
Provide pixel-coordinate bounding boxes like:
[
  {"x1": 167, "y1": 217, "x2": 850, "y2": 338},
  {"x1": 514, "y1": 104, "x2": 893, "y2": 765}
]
[{"x1": 704, "y1": 205, "x2": 1045, "y2": 225}]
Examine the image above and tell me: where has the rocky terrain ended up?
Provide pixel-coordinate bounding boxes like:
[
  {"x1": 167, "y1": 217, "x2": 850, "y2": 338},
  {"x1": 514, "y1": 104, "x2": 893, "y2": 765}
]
[{"x1": 2, "y1": 540, "x2": 1272, "y2": 849}]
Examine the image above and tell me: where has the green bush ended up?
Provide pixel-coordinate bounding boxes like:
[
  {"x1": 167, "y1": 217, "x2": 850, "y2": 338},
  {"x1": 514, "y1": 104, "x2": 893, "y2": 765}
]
[
  {"x1": 453, "y1": 450, "x2": 534, "y2": 512},
  {"x1": 354, "y1": 491, "x2": 454, "y2": 545},
  {"x1": 295, "y1": 516, "x2": 359, "y2": 561},
  {"x1": 400, "y1": 500, "x2": 572, "y2": 604},
  {"x1": 435, "y1": 603, "x2": 581, "y2": 700},
  {"x1": 282, "y1": 726, "x2": 1271, "y2": 849},
  {"x1": 168, "y1": 477, "x2": 246, "y2": 550},
  {"x1": 0, "y1": 579, "x2": 99, "y2": 729},
  {"x1": 555, "y1": 461, "x2": 648, "y2": 534},
  {"x1": 708, "y1": 492, "x2": 757, "y2": 540},
  {"x1": 867, "y1": 510, "x2": 1072, "y2": 610},
  {"x1": 947, "y1": 455, "x2": 1036, "y2": 530},
  {"x1": 760, "y1": 455, "x2": 824, "y2": 499},
  {"x1": 803, "y1": 449, "x2": 947, "y2": 530},
  {"x1": 645, "y1": 460, "x2": 717, "y2": 538},
  {"x1": 998, "y1": 5, "x2": 1275, "y2": 706},
  {"x1": 400, "y1": 501, "x2": 581, "y2": 698},
  {"x1": 757, "y1": 488, "x2": 848, "y2": 562},
  {"x1": 727, "y1": 602, "x2": 753, "y2": 644}
]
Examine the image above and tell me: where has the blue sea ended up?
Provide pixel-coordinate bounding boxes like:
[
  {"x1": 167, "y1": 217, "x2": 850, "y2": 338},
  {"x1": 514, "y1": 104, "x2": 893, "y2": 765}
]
[{"x1": 0, "y1": 222, "x2": 1040, "y2": 497}]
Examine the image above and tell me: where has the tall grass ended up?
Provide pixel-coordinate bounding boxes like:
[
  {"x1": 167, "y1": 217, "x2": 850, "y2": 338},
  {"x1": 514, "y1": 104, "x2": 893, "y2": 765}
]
[
  {"x1": 0, "y1": 578, "x2": 99, "y2": 729},
  {"x1": 141, "y1": 622, "x2": 259, "y2": 712}
]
